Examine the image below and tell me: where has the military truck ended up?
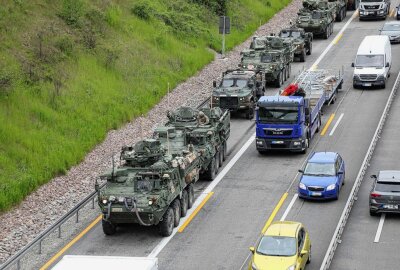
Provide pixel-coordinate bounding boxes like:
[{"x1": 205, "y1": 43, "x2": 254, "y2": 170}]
[
  {"x1": 278, "y1": 26, "x2": 313, "y2": 62},
  {"x1": 329, "y1": 0, "x2": 348, "y2": 22},
  {"x1": 211, "y1": 69, "x2": 264, "y2": 119},
  {"x1": 161, "y1": 106, "x2": 231, "y2": 181},
  {"x1": 297, "y1": 0, "x2": 336, "y2": 39},
  {"x1": 97, "y1": 139, "x2": 201, "y2": 237}
]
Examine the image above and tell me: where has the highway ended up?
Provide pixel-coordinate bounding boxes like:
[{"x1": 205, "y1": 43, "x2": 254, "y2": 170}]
[{"x1": 35, "y1": 5, "x2": 400, "y2": 270}]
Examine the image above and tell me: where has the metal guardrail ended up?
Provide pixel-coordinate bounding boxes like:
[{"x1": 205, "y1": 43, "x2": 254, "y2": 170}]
[
  {"x1": 320, "y1": 71, "x2": 400, "y2": 270},
  {"x1": 0, "y1": 97, "x2": 212, "y2": 270}
]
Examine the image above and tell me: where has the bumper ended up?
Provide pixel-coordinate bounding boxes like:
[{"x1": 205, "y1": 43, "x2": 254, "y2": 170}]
[
  {"x1": 369, "y1": 203, "x2": 400, "y2": 214},
  {"x1": 353, "y1": 78, "x2": 385, "y2": 88},
  {"x1": 298, "y1": 188, "x2": 338, "y2": 200},
  {"x1": 256, "y1": 137, "x2": 306, "y2": 152},
  {"x1": 359, "y1": 10, "x2": 386, "y2": 19},
  {"x1": 300, "y1": 26, "x2": 326, "y2": 35},
  {"x1": 100, "y1": 206, "x2": 163, "y2": 225}
]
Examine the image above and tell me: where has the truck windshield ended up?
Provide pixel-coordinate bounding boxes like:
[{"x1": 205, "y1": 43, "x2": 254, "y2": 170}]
[
  {"x1": 136, "y1": 176, "x2": 161, "y2": 192},
  {"x1": 261, "y1": 54, "x2": 274, "y2": 63},
  {"x1": 222, "y1": 78, "x2": 248, "y2": 88},
  {"x1": 258, "y1": 107, "x2": 298, "y2": 123},
  {"x1": 312, "y1": 12, "x2": 322, "y2": 19},
  {"x1": 355, "y1": 55, "x2": 384, "y2": 67}
]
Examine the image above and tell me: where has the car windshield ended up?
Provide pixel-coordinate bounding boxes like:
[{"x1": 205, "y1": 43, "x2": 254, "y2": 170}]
[
  {"x1": 376, "y1": 182, "x2": 400, "y2": 192},
  {"x1": 261, "y1": 54, "x2": 274, "y2": 63},
  {"x1": 355, "y1": 55, "x2": 384, "y2": 68},
  {"x1": 257, "y1": 236, "x2": 297, "y2": 256},
  {"x1": 304, "y1": 162, "x2": 336, "y2": 176},
  {"x1": 221, "y1": 78, "x2": 248, "y2": 88},
  {"x1": 382, "y1": 24, "x2": 400, "y2": 31},
  {"x1": 258, "y1": 107, "x2": 298, "y2": 123}
]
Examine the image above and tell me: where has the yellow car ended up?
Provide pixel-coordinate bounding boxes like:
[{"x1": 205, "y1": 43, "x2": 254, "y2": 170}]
[{"x1": 249, "y1": 221, "x2": 311, "y2": 270}]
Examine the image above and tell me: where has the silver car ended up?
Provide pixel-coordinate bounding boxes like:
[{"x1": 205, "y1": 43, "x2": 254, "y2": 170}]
[
  {"x1": 380, "y1": 21, "x2": 400, "y2": 43},
  {"x1": 369, "y1": 171, "x2": 400, "y2": 216}
]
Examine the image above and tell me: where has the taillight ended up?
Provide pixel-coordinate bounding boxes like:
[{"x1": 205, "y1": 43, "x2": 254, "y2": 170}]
[{"x1": 370, "y1": 192, "x2": 381, "y2": 198}]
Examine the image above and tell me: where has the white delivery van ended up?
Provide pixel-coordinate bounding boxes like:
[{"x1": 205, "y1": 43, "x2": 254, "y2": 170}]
[
  {"x1": 352, "y1": 35, "x2": 391, "y2": 89},
  {"x1": 52, "y1": 255, "x2": 158, "y2": 270}
]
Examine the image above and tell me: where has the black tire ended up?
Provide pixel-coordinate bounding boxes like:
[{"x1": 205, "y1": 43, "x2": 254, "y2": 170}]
[
  {"x1": 342, "y1": 173, "x2": 345, "y2": 186},
  {"x1": 159, "y1": 207, "x2": 174, "y2": 236},
  {"x1": 307, "y1": 246, "x2": 311, "y2": 264},
  {"x1": 102, "y1": 219, "x2": 117, "y2": 235},
  {"x1": 324, "y1": 27, "x2": 329, "y2": 39},
  {"x1": 246, "y1": 102, "x2": 255, "y2": 119},
  {"x1": 223, "y1": 141, "x2": 227, "y2": 161},
  {"x1": 334, "y1": 187, "x2": 339, "y2": 200},
  {"x1": 300, "y1": 48, "x2": 306, "y2": 62},
  {"x1": 287, "y1": 64, "x2": 291, "y2": 79},
  {"x1": 370, "y1": 209, "x2": 378, "y2": 216},
  {"x1": 275, "y1": 71, "x2": 283, "y2": 87},
  {"x1": 283, "y1": 67, "x2": 287, "y2": 81},
  {"x1": 219, "y1": 145, "x2": 224, "y2": 166},
  {"x1": 187, "y1": 184, "x2": 194, "y2": 209},
  {"x1": 180, "y1": 190, "x2": 188, "y2": 217},
  {"x1": 381, "y1": 81, "x2": 386, "y2": 89},
  {"x1": 306, "y1": 42, "x2": 312, "y2": 55},
  {"x1": 315, "y1": 115, "x2": 321, "y2": 133},
  {"x1": 172, "y1": 199, "x2": 181, "y2": 227},
  {"x1": 215, "y1": 152, "x2": 220, "y2": 171},
  {"x1": 258, "y1": 150, "x2": 266, "y2": 155},
  {"x1": 205, "y1": 156, "x2": 216, "y2": 181}
]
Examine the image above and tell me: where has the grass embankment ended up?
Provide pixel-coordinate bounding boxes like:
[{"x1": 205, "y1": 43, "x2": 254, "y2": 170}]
[{"x1": 0, "y1": 0, "x2": 291, "y2": 212}]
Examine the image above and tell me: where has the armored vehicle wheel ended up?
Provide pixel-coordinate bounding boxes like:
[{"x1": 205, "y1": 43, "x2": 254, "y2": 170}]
[
  {"x1": 205, "y1": 156, "x2": 216, "y2": 181},
  {"x1": 324, "y1": 27, "x2": 329, "y2": 39},
  {"x1": 159, "y1": 207, "x2": 174, "y2": 236},
  {"x1": 307, "y1": 43, "x2": 312, "y2": 55},
  {"x1": 172, "y1": 199, "x2": 181, "y2": 227},
  {"x1": 275, "y1": 71, "x2": 283, "y2": 88},
  {"x1": 287, "y1": 64, "x2": 291, "y2": 78},
  {"x1": 215, "y1": 152, "x2": 220, "y2": 171},
  {"x1": 219, "y1": 147, "x2": 224, "y2": 165},
  {"x1": 283, "y1": 67, "x2": 287, "y2": 81},
  {"x1": 187, "y1": 184, "x2": 194, "y2": 209},
  {"x1": 316, "y1": 115, "x2": 321, "y2": 133},
  {"x1": 102, "y1": 219, "x2": 117, "y2": 235},
  {"x1": 180, "y1": 190, "x2": 189, "y2": 217},
  {"x1": 300, "y1": 49, "x2": 306, "y2": 62},
  {"x1": 246, "y1": 103, "x2": 254, "y2": 119},
  {"x1": 223, "y1": 141, "x2": 227, "y2": 161}
]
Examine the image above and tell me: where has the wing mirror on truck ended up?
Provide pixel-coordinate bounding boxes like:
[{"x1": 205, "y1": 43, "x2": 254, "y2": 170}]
[
  {"x1": 370, "y1": 174, "x2": 377, "y2": 179},
  {"x1": 385, "y1": 62, "x2": 390, "y2": 68},
  {"x1": 298, "y1": 169, "x2": 304, "y2": 173},
  {"x1": 213, "y1": 81, "x2": 217, "y2": 87},
  {"x1": 351, "y1": 63, "x2": 354, "y2": 67}
]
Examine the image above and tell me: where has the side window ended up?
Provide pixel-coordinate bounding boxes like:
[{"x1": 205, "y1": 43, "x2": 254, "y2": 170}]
[
  {"x1": 335, "y1": 158, "x2": 340, "y2": 174},
  {"x1": 298, "y1": 228, "x2": 305, "y2": 252}
]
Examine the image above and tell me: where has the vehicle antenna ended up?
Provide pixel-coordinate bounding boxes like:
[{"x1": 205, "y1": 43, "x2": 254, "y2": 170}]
[
  {"x1": 167, "y1": 130, "x2": 170, "y2": 156},
  {"x1": 111, "y1": 154, "x2": 115, "y2": 181}
]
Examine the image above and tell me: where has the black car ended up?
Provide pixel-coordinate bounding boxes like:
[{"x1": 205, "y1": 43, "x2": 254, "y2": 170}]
[{"x1": 369, "y1": 171, "x2": 400, "y2": 216}]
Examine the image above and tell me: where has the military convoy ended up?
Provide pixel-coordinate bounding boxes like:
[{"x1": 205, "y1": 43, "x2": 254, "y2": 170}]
[
  {"x1": 329, "y1": 0, "x2": 348, "y2": 22},
  {"x1": 278, "y1": 26, "x2": 313, "y2": 62},
  {"x1": 296, "y1": 0, "x2": 336, "y2": 39},
  {"x1": 211, "y1": 69, "x2": 264, "y2": 119},
  {"x1": 97, "y1": 107, "x2": 230, "y2": 236}
]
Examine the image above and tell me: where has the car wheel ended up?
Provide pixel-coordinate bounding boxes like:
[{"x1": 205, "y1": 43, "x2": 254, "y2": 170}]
[
  {"x1": 180, "y1": 190, "x2": 189, "y2": 217},
  {"x1": 159, "y1": 207, "x2": 174, "y2": 236},
  {"x1": 300, "y1": 49, "x2": 306, "y2": 62},
  {"x1": 307, "y1": 245, "x2": 311, "y2": 264},
  {"x1": 102, "y1": 219, "x2": 117, "y2": 235},
  {"x1": 369, "y1": 209, "x2": 378, "y2": 216},
  {"x1": 172, "y1": 199, "x2": 181, "y2": 227},
  {"x1": 342, "y1": 173, "x2": 345, "y2": 186},
  {"x1": 334, "y1": 187, "x2": 339, "y2": 200}
]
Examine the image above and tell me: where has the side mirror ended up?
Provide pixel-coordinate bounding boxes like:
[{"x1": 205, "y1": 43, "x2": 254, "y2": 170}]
[
  {"x1": 248, "y1": 83, "x2": 254, "y2": 88},
  {"x1": 300, "y1": 250, "x2": 308, "y2": 257},
  {"x1": 249, "y1": 247, "x2": 255, "y2": 254},
  {"x1": 213, "y1": 81, "x2": 217, "y2": 87},
  {"x1": 298, "y1": 169, "x2": 304, "y2": 173},
  {"x1": 386, "y1": 62, "x2": 389, "y2": 68},
  {"x1": 370, "y1": 174, "x2": 377, "y2": 179},
  {"x1": 338, "y1": 171, "x2": 344, "y2": 175},
  {"x1": 351, "y1": 63, "x2": 355, "y2": 67}
]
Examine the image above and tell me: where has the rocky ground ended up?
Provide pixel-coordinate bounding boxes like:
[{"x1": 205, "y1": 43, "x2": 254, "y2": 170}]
[{"x1": 0, "y1": 0, "x2": 302, "y2": 264}]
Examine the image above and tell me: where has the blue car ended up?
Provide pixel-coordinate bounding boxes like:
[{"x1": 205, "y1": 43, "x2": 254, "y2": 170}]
[{"x1": 298, "y1": 152, "x2": 345, "y2": 200}]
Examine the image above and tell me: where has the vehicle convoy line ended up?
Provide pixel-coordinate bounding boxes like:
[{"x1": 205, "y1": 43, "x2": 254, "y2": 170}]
[
  {"x1": 320, "y1": 71, "x2": 400, "y2": 270},
  {"x1": 373, "y1": 213, "x2": 386, "y2": 243},
  {"x1": 329, "y1": 113, "x2": 344, "y2": 136}
]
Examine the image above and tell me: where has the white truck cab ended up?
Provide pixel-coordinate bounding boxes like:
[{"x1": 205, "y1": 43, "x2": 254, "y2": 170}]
[{"x1": 352, "y1": 35, "x2": 391, "y2": 89}]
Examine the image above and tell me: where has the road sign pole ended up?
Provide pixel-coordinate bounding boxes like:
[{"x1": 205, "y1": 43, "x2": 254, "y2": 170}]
[{"x1": 222, "y1": 16, "x2": 226, "y2": 58}]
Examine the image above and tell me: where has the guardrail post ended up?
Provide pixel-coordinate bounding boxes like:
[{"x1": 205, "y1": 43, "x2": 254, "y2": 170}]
[
  {"x1": 92, "y1": 197, "x2": 95, "y2": 209},
  {"x1": 58, "y1": 225, "x2": 61, "y2": 238},
  {"x1": 38, "y1": 240, "x2": 42, "y2": 255},
  {"x1": 76, "y1": 209, "x2": 79, "y2": 223}
]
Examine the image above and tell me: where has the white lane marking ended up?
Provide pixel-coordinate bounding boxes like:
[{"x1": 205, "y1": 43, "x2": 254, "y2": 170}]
[
  {"x1": 148, "y1": 133, "x2": 256, "y2": 258},
  {"x1": 329, "y1": 113, "x2": 344, "y2": 136},
  {"x1": 280, "y1": 194, "x2": 299, "y2": 221},
  {"x1": 374, "y1": 214, "x2": 386, "y2": 243},
  {"x1": 312, "y1": 11, "x2": 357, "y2": 68}
]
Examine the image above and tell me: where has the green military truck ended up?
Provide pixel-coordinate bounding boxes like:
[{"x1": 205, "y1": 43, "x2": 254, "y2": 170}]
[
  {"x1": 278, "y1": 26, "x2": 313, "y2": 62},
  {"x1": 212, "y1": 69, "x2": 264, "y2": 119},
  {"x1": 329, "y1": 0, "x2": 348, "y2": 22}
]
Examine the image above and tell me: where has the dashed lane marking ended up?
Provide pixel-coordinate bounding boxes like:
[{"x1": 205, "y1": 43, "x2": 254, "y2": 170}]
[
  {"x1": 374, "y1": 213, "x2": 386, "y2": 243},
  {"x1": 329, "y1": 113, "x2": 344, "y2": 136}
]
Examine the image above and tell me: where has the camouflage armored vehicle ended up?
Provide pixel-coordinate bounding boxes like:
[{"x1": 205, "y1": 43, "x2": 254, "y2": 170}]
[
  {"x1": 97, "y1": 139, "x2": 200, "y2": 236},
  {"x1": 211, "y1": 69, "x2": 264, "y2": 119},
  {"x1": 328, "y1": 0, "x2": 348, "y2": 21},
  {"x1": 296, "y1": 9, "x2": 335, "y2": 39},
  {"x1": 278, "y1": 26, "x2": 313, "y2": 62},
  {"x1": 161, "y1": 106, "x2": 231, "y2": 181}
]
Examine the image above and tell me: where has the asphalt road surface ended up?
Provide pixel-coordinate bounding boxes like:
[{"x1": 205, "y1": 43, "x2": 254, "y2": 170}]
[{"x1": 38, "y1": 5, "x2": 400, "y2": 270}]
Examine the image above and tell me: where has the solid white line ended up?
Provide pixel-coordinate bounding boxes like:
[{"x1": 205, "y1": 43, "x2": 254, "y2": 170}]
[
  {"x1": 148, "y1": 133, "x2": 256, "y2": 258},
  {"x1": 329, "y1": 113, "x2": 344, "y2": 136},
  {"x1": 374, "y1": 213, "x2": 386, "y2": 243},
  {"x1": 280, "y1": 194, "x2": 299, "y2": 221},
  {"x1": 312, "y1": 11, "x2": 357, "y2": 68}
]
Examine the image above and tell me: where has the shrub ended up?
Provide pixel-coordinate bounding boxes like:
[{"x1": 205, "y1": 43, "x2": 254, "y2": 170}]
[{"x1": 59, "y1": 0, "x2": 84, "y2": 27}]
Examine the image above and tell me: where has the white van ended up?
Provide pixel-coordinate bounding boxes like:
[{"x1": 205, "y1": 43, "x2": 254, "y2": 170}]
[{"x1": 352, "y1": 35, "x2": 391, "y2": 89}]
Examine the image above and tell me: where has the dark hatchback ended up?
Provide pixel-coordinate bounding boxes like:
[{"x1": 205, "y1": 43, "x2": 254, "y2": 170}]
[{"x1": 369, "y1": 170, "x2": 400, "y2": 216}]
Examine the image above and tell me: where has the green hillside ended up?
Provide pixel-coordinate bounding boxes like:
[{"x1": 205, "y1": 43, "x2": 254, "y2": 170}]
[{"x1": 0, "y1": 0, "x2": 291, "y2": 211}]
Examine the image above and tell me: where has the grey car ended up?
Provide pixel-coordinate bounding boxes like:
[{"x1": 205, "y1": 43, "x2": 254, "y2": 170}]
[
  {"x1": 369, "y1": 170, "x2": 400, "y2": 216},
  {"x1": 380, "y1": 21, "x2": 400, "y2": 43}
]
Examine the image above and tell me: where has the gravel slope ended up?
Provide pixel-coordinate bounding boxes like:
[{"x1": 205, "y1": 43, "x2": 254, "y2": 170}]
[{"x1": 0, "y1": 0, "x2": 301, "y2": 263}]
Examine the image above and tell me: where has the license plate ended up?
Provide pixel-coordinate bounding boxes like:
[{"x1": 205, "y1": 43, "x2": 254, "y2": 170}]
[
  {"x1": 112, "y1": 208, "x2": 123, "y2": 212},
  {"x1": 363, "y1": 83, "x2": 372, "y2": 87},
  {"x1": 311, "y1": 192, "x2": 322, "y2": 196},
  {"x1": 384, "y1": 204, "x2": 398, "y2": 210},
  {"x1": 271, "y1": 141, "x2": 284, "y2": 144}
]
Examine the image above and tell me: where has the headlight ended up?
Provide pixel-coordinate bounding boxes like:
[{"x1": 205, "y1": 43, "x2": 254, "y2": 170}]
[
  {"x1": 102, "y1": 199, "x2": 108, "y2": 204},
  {"x1": 118, "y1": 197, "x2": 124, "y2": 203},
  {"x1": 293, "y1": 141, "x2": 301, "y2": 146},
  {"x1": 148, "y1": 200, "x2": 153, "y2": 205},
  {"x1": 256, "y1": 140, "x2": 263, "y2": 145},
  {"x1": 299, "y1": 182, "x2": 307, "y2": 190},
  {"x1": 251, "y1": 262, "x2": 258, "y2": 270},
  {"x1": 287, "y1": 265, "x2": 295, "y2": 270},
  {"x1": 213, "y1": 96, "x2": 219, "y2": 101},
  {"x1": 377, "y1": 75, "x2": 385, "y2": 80},
  {"x1": 109, "y1": 195, "x2": 116, "y2": 202},
  {"x1": 239, "y1": 97, "x2": 245, "y2": 101},
  {"x1": 378, "y1": 10, "x2": 384, "y2": 14},
  {"x1": 326, "y1": 184, "x2": 336, "y2": 191}
]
